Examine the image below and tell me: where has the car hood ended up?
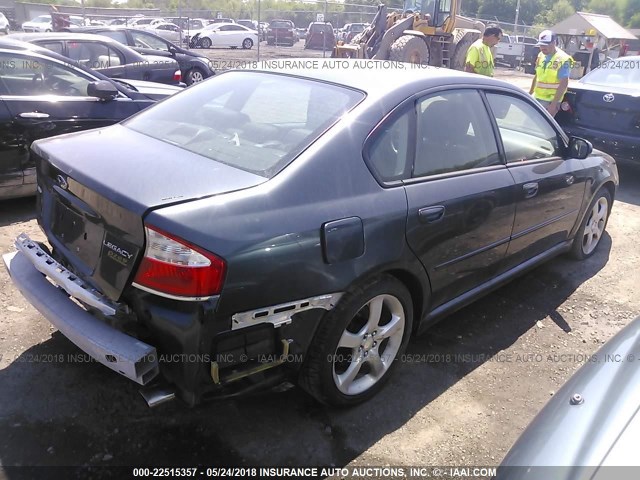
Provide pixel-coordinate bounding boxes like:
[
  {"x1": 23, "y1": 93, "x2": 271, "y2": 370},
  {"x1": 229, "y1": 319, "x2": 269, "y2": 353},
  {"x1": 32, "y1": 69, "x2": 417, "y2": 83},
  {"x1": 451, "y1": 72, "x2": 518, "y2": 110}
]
[
  {"x1": 31, "y1": 124, "x2": 267, "y2": 215},
  {"x1": 499, "y1": 316, "x2": 640, "y2": 478},
  {"x1": 114, "y1": 78, "x2": 183, "y2": 99}
]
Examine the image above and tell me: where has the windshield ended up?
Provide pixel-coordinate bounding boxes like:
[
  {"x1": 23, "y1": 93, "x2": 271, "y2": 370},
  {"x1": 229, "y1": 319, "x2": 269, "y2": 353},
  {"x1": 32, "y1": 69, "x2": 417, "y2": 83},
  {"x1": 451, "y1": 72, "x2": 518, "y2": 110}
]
[
  {"x1": 124, "y1": 72, "x2": 364, "y2": 178},
  {"x1": 581, "y1": 59, "x2": 640, "y2": 89}
]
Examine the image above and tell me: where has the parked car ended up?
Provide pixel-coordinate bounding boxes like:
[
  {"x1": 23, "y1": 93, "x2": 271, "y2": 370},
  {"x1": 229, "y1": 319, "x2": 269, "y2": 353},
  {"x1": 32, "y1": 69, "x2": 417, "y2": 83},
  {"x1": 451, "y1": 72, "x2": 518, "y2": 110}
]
[
  {"x1": 2, "y1": 60, "x2": 618, "y2": 406},
  {"x1": 621, "y1": 38, "x2": 640, "y2": 56},
  {"x1": 129, "y1": 17, "x2": 165, "y2": 30},
  {"x1": 556, "y1": 56, "x2": 640, "y2": 164},
  {"x1": 7, "y1": 32, "x2": 183, "y2": 85},
  {"x1": 340, "y1": 22, "x2": 367, "y2": 43},
  {"x1": 147, "y1": 22, "x2": 181, "y2": 43},
  {"x1": 0, "y1": 12, "x2": 10, "y2": 34},
  {"x1": 21, "y1": 15, "x2": 52, "y2": 33},
  {"x1": 266, "y1": 19, "x2": 296, "y2": 46},
  {"x1": 66, "y1": 26, "x2": 215, "y2": 85},
  {"x1": 495, "y1": 34, "x2": 525, "y2": 68},
  {"x1": 498, "y1": 315, "x2": 640, "y2": 478},
  {"x1": 191, "y1": 23, "x2": 257, "y2": 49},
  {"x1": 236, "y1": 19, "x2": 257, "y2": 31},
  {"x1": 296, "y1": 27, "x2": 307, "y2": 40},
  {"x1": 305, "y1": 22, "x2": 335, "y2": 50},
  {"x1": 0, "y1": 38, "x2": 181, "y2": 200},
  {"x1": 211, "y1": 18, "x2": 235, "y2": 24}
]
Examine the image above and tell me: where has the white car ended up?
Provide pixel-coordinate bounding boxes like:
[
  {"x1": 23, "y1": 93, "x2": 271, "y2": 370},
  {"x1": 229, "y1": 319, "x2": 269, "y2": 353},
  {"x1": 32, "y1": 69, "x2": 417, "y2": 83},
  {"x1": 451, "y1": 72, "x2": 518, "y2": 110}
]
[
  {"x1": 195, "y1": 23, "x2": 258, "y2": 49},
  {"x1": 0, "y1": 12, "x2": 9, "y2": 34},
  {"x1": 149, "y1": 22, "x2": 181, "y2": 43},
  {"x1": 129, "y1": 18, "x2": 165, "y2": 30},
  {"x1": 22, "y1": 15, "x2": 52, "y2": 33}
]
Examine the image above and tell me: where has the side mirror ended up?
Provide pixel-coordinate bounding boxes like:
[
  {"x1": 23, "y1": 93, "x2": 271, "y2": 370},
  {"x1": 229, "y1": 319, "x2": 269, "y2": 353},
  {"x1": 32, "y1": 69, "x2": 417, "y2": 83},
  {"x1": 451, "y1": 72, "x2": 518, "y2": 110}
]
[
  {"x1": 168, "y1": 45, "x2": 177, "y2": 55},
  {"x1": 87, "y1": 80, "x2": 119, "y2": 101},
  {"x1": 568, "y1": 136, "x2": 593, "y2": 159}
]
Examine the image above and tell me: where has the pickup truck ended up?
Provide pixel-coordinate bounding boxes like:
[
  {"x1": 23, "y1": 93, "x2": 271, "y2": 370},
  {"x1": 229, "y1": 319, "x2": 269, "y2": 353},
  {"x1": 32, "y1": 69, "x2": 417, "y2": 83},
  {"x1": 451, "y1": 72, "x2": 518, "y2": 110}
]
[{"x1": 495, "y1": 34, "x2": 525, "y2": 68}]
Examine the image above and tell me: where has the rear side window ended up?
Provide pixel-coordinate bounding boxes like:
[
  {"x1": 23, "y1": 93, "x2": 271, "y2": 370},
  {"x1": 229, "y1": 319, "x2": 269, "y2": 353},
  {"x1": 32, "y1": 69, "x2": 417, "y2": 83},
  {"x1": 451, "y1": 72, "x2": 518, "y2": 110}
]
[
  {"x1": 98, "y1": 30, "x2": 129, "y2": 45},
  {"x1": 414, "y1": 89, "x2": 501, "y2": 177},
  {"x1": 66, "y1": 41, "x2": 123, "y2": 69},
  {"x1": 124, "y1": 71, "x2": 364, "y2": 178}
]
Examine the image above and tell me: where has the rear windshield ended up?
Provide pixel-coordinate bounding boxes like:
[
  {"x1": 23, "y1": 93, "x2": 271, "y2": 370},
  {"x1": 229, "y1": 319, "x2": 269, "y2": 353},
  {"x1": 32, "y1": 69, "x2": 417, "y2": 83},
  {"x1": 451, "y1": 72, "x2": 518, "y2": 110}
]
[
  {"x1": 271, "y1": 21, "x2": 292, "y2": 28},
  {"x1": 581, "y1": 59, "x2": 640, "y2": 89},
  {"x1": 124, "y1": 72, "x2": 364, "y2": 178}
]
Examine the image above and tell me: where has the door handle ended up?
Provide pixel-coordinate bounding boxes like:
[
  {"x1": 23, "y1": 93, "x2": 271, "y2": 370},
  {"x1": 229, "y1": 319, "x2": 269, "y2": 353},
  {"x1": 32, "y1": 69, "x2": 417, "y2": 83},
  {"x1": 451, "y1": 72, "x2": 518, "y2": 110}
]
[
  {"x1": 523, "y1": 182, "x2": 539, "y2": 198},
  {"x1": 17, "y1": 112, "x2": 50, "y2": 120},
  {"x1": 418, "y1": 206, "x2": 445, "y2": 224}
]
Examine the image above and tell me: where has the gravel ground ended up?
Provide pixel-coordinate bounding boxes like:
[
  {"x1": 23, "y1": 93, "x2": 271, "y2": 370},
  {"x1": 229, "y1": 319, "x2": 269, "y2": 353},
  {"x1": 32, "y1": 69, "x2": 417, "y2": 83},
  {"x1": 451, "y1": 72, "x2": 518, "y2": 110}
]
[{"x1": 1, "y1": 41, "x2": 638, "y2": 477}]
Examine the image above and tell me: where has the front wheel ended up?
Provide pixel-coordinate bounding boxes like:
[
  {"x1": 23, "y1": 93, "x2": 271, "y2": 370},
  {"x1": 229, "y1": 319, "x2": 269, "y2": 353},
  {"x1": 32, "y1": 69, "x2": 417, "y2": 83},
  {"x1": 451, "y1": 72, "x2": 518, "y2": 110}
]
[
  {"x1": 299, "y1": 275, "x2": 413, "y2": 406},
  {"x1": 199, "y1": 37, "x2": 212, "y2": 49},
  {"x1": 186, "y1": 67, "x2": 205, "y2": 85},
  {"x1": 242, "y1": 38, "x2": 253, "y2": 49},
  {"x1": 570, "y1": 188, "x2": 612, "y2": 260}
]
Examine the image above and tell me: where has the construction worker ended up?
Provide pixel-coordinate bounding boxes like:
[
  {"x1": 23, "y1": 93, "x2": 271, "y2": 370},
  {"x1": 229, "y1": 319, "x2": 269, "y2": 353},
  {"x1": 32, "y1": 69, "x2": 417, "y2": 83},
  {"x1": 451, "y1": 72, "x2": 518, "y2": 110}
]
[
  {"x1": 464, "y1": 26, "x2": 502, "y2": 77},
  {"x1": 529, "y1": 30, "x2": 574, "y2": 117}
]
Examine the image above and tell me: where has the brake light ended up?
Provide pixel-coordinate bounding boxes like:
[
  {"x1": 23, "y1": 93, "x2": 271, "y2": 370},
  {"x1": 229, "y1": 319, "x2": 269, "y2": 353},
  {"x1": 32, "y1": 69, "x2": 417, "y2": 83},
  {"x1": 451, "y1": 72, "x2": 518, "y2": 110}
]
[
  {"x1": 173, "y1": 70, "x2": 182, "y2": 82},
  {"x1": 133, "y1": 225, "x2": 226, "y2": 299}
]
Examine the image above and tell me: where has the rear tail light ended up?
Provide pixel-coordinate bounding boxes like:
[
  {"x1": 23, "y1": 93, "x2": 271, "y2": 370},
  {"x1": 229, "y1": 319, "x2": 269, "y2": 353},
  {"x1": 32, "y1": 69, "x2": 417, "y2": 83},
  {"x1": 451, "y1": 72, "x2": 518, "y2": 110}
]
[
  {"x1": 133, "y1": 225, "x2": 226, "y2": 299},
  {"x1": 173, "y1": 70, "x2": 182, "y2": 82}
]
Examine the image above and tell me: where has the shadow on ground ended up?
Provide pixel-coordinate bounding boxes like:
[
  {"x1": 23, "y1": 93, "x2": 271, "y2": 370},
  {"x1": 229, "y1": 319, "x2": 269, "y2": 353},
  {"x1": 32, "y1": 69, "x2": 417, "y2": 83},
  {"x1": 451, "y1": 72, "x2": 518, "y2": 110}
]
[{"x1": 0, "y1": 234, "x2": 611, "y2": 471}]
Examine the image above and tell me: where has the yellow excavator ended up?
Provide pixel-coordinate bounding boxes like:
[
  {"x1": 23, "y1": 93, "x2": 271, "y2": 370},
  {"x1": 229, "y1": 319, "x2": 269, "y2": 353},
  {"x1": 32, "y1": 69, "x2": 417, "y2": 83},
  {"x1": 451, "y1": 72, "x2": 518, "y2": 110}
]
[{"x1": 333, "y1": 0, "x2": 486, "y2": 70}]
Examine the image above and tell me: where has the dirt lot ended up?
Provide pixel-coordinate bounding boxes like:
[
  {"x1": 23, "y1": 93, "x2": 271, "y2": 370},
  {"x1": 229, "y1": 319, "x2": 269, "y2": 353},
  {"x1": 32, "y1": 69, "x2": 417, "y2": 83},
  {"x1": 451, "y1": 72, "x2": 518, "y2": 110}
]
[{"x1": 1, "y1": 42, "x2": 640, "y2": 476}]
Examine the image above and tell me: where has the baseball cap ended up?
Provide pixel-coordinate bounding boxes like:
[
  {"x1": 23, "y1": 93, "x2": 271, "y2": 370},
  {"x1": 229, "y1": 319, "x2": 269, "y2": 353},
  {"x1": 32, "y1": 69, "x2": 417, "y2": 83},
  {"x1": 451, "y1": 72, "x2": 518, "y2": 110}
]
[{"x1": 536, "y1": 30, "x2": 555, "y2": 46}]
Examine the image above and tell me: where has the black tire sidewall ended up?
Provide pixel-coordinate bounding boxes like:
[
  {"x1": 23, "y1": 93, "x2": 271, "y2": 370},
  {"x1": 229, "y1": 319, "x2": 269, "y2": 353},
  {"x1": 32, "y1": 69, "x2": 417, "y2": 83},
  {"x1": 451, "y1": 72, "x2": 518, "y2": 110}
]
[{"x1": 301, "y1": 275, "x2": 413, "y2": 405}]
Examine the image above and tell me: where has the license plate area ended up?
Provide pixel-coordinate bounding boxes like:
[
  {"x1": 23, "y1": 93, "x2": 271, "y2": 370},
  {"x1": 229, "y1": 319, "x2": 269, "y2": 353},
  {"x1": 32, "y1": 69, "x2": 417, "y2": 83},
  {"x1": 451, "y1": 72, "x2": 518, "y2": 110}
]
[{"x1": 51, "y1": 199, "x2": 104, "y2": 271}]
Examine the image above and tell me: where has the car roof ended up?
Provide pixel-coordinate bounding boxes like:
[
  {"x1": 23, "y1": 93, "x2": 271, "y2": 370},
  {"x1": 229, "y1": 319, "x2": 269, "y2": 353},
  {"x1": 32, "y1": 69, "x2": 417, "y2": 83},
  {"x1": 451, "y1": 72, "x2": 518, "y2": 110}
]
[
  {"x1": 7, "y1": 31, "x2": 128, "y2": 44},
  {"x1": 245, "y1": 58, "x2": 524, "y2": 98}
]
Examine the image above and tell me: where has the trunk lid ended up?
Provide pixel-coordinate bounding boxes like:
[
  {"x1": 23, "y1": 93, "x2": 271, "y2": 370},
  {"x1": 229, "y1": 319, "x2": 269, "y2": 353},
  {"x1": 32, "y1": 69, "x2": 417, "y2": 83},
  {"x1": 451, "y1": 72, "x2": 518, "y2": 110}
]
[
  {"x1": 33, "y1": 124, "x2": 266, "y2": 301},
  {"x1": 562, "y1": 83, "x2": 640, "y2": 135}
]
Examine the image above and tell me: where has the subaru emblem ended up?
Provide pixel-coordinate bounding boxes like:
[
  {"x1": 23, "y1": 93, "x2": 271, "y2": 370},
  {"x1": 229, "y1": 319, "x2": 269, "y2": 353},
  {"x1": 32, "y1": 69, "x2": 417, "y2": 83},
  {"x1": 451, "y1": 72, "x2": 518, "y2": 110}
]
[
  {"x1": 56, "y1": 174, "x2": 68, "y2": 190},
  {"x1": 603, "y1": 93, "x2": 615, "y2": 103}
]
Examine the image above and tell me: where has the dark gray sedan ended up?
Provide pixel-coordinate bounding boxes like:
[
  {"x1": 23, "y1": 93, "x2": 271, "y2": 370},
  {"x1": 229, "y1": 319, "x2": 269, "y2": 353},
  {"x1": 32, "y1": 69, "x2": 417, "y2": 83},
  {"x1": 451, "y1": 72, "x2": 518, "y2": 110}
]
[
  {"x1": 7, "y1": 32, "x2": 183, "y2": 85},
  {"x1": 3, "y1": 61, "x2": 619, "y2": 407}
]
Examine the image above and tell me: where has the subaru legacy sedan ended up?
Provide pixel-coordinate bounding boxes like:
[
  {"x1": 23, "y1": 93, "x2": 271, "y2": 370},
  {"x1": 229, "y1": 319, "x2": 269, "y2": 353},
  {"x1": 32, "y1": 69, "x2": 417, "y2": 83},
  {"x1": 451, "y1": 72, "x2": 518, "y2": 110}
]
[{"x1": 3, "y1": 61, "x2": 618, "y2": 406}]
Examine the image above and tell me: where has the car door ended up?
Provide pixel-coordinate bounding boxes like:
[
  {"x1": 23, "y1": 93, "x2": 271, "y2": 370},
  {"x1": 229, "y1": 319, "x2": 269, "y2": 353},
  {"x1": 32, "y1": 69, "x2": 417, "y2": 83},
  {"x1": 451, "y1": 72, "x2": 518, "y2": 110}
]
[
  {"x1": 217, "y1": 25, "x2": 237, "y2": 47},
  {"x1": 370, "y1": 88, "x2": 517, "y2": 308},
  {"x1": 0, "y1": 51, "x2": 141, "y2": 192},
  {"x1": 484, "y1": 92, "x2": 588, "y2": 267},
  {"x1": 0, "y1": 97, "x2": 22, "y2": 190}
]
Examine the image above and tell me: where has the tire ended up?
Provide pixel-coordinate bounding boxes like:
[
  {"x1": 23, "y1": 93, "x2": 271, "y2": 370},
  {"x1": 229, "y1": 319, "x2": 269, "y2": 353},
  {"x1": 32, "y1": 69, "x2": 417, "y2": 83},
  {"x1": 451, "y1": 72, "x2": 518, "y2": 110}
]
[
  {"x1": 299, "y1": 275, "x2": 413, "y2": 406},
  {"x1": 186, "y1": 67, "x2": 205, "y2": 85},
  {"x1": 451, "y1": 36, "x2": 475, "y2": 71},
  {"x1": 570, "y1": 188, "x2": 612, "y2": 260},
  {"x1": 389, "y1": 35, "x2": 429, "y2": 65},
  {"x1": 242, "y1": 38, "x2": 253, "y2": 49},
  {"x1": 199, "y1": 37, "x2": 212, "y2": 49}
]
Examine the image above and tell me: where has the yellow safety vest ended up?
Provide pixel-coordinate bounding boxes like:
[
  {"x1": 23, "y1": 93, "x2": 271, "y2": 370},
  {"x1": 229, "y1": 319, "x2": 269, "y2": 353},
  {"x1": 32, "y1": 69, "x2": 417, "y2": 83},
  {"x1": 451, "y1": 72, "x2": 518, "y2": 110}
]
[{"x1": 534, "y1": 49, "x2": 574, "y2": 102}]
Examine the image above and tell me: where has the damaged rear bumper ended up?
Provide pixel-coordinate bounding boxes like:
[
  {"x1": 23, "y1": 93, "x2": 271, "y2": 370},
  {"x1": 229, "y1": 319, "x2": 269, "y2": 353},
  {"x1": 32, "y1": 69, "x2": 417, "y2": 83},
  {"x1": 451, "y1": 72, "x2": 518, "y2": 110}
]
[{"x1": 2, "y1": 241, "x2": 159, "y2": 385}]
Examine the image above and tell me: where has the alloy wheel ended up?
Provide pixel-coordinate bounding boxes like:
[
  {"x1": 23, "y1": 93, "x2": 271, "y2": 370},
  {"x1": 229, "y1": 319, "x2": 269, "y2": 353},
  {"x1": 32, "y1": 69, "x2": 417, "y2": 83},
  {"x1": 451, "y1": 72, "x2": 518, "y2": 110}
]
[
  {"x1": 582, "y1": 196, "x2": 608, "y2": 255},
  {"x1": 332, "y1": 294, "x2": 405, "y2": 396}
]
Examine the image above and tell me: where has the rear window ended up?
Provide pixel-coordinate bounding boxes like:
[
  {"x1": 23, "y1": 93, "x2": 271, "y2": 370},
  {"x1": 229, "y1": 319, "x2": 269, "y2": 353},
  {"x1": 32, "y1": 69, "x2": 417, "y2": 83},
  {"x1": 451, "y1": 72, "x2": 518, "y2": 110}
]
[
  {"x1": 581, "y1": 59, "x2": 640, "y2": 89},
  {"x1": 271, "y1": 21, "x2": 292, "y2": 28},
  {"x1": 124, "y1": 72, "x2": 364, "y2": 178}
]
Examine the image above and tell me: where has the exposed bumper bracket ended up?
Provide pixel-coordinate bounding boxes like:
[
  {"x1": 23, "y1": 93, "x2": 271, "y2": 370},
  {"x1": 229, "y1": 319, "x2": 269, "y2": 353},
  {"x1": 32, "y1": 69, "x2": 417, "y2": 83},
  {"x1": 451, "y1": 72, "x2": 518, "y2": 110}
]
[{"x1": 3, "y1": 246, "x2": 159, "y2": 385}]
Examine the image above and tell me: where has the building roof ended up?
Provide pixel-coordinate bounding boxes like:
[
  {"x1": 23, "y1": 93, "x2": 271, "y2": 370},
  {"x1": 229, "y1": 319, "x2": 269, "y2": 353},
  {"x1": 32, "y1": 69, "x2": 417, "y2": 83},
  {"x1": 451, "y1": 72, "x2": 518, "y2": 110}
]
[{"x1": 551, "y1": 12, "x2": 637, "y2": 40}]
